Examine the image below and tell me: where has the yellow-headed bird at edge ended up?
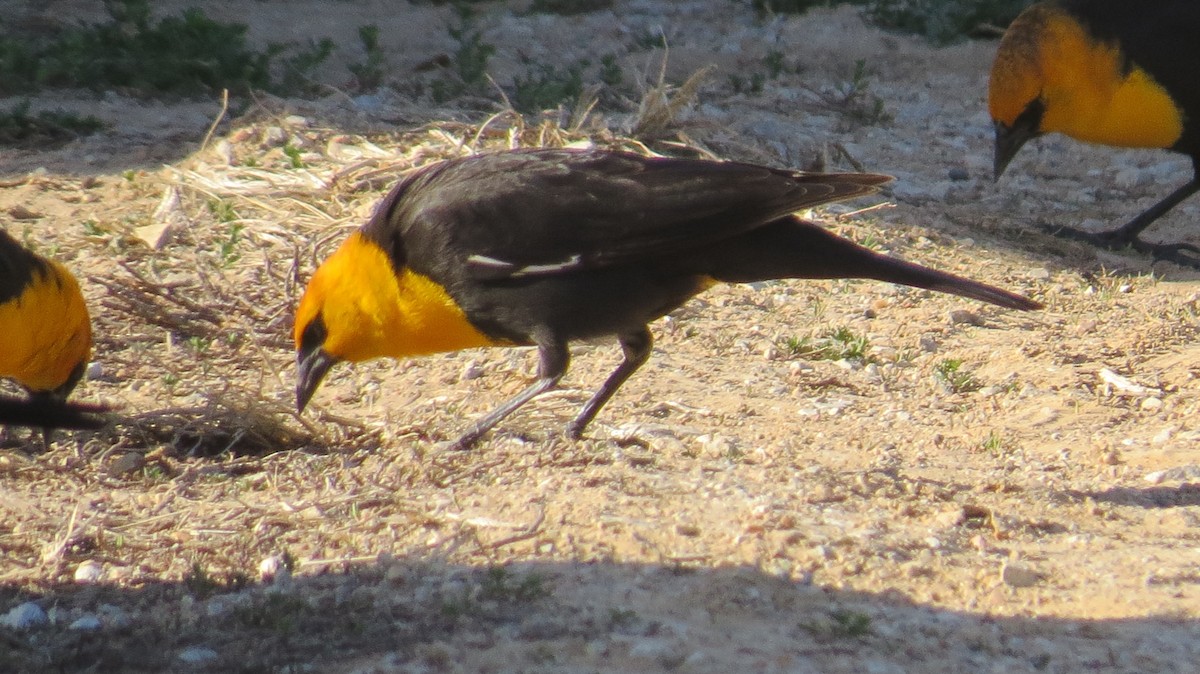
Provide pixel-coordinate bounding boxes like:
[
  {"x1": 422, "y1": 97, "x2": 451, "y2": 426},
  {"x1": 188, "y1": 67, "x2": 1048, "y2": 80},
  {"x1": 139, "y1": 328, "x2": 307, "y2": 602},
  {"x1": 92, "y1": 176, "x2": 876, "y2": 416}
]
[
  {"x1": 296, "y1": 148, "x2": 1041, "y2": 450},
  {"x1": 990, "y1": 0, "x2": 1200, "y2": 264},
  {"x1": 0, "y1": 228, "x2": 93, "y2": 441}
]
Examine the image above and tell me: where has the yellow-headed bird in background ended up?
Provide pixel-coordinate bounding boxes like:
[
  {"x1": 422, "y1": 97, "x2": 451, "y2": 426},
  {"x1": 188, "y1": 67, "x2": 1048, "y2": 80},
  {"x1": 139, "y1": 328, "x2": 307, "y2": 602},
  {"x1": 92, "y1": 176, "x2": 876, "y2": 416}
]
[
  {"x1": 0, "y1": 228, "x2": 92, "y2": 442},
  {"x1": 990, "y1": 0, "x2": 1200, "y2": 264},
  {"x1": 295, "y1": 148, "x2": 1040, "y2": 450}
]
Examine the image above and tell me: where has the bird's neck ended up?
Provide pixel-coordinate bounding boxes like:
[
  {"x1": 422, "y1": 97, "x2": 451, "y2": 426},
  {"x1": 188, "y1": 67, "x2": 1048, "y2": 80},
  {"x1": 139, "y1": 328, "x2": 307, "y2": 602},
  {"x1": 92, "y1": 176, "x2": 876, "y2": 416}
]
[{"x1": 1039, "y1": 13, "x2": 1182, "y2": 149}]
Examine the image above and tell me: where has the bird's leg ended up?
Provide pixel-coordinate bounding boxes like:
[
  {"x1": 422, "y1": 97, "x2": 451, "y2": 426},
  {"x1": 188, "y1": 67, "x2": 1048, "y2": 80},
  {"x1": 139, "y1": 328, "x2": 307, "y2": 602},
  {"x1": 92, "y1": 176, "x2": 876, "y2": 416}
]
[
  {"x1": 450, "y1": 338, "x2": 569, "y2": 451},
  {"x1": 1044, "y1": 177, "x2": 1200, "y2": 265},
  {"x1": 567, "y1": 327, "x2": 652, "y2": 439}
]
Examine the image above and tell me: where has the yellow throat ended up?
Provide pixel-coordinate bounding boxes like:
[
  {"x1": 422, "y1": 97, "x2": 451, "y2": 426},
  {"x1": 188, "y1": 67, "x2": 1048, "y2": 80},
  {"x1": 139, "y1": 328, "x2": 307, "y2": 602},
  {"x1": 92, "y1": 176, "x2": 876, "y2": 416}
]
[{"x1": 295, "y1": 232, "x2": 498, "y2": 363}]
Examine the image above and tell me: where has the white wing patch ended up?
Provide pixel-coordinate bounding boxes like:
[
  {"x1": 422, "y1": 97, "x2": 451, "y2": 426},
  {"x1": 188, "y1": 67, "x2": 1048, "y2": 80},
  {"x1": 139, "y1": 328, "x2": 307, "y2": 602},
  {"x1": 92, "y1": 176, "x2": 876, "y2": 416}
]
[{"x1": 467, "y1": 253, "x2": 585, "y2": 278}]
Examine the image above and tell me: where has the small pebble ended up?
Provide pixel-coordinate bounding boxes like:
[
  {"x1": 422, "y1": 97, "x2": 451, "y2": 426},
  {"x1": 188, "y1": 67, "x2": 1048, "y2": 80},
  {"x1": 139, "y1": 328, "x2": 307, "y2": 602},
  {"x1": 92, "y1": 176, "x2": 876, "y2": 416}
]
[
  {"x1": 460, "y1": 360, "x2": 484, "y2": 381},
  {"x1": 3, "y1": 602, "x2": 48, "y2": 629},
  {"x1": 177, "y1": 646, "x2": 220, "y2": 666},
  {"x1": 261, "y1": 126, "x2": 287, "y2": 147},
  {"x1": 259, "y1": 555, "x2": 291, "y2": 583},
  {"x1": 1001, "y1": 562, "x2": 1040, "y2": 588},
  {"x1": 948, "y1": 309, "x2": 984, "y2": 326},
  {"x1": 69, "y1": 614, "x2": 102, "y2": 631},
  {"x1": 74, "y1": 560, "x2": 104, "y2": 584},
  {"x1": 947, "y1": 167, "x2": 969, "y2": 181},
  {"x1": 107, "y1": 452, "x2": 145, "y2": 476}
]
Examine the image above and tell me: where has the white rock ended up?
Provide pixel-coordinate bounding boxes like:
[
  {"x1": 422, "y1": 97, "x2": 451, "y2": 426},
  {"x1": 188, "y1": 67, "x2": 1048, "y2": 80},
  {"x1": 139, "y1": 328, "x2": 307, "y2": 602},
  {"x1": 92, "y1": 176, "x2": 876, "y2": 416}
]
[
  {"x1": 74, "y1": 560, "x2": 104, "y2": 584},
  {"x1": 259, "y1": 555, "x2": 291, "y2": 583},
  {"x1": 69, "y1": 614, "x2": 102, "y2": 631},
  {"x1": 1145, "y1": 465, "x2": 1200, "y2": 484},
  {"x1": 177, "y1": 646, "x2": 219, "y2": 666},
  {"x1": 1152, "y1": 427, "x2": 1176, "y2": 444},
  {"x1": 3, "y1": 602, "x2": 48, "y2": 629}
]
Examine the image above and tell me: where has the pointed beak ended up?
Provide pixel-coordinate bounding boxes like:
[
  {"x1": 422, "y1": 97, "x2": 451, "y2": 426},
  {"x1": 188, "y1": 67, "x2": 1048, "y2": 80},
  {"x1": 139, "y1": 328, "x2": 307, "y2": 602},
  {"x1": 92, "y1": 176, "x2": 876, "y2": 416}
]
[
  {"x1": 993, "y1": 115, "x2": 1039, "y2": 182},
  {"x1": 296, "y1": 346, "x2": 338, "y2": 413}
]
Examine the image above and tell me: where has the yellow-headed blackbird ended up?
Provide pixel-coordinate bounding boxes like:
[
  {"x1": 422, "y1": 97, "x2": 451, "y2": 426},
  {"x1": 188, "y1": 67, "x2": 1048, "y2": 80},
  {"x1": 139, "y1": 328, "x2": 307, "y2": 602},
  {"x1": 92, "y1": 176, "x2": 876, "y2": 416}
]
[
  {"x1": 0, "y1": 228, "x2": 92, "y2": 440},
  {"x1": 990, "y1": 0, "x2": 1200, "y2": 262},
  {"x1": 295, "y1": 148, "x2": 1040, "y2": 449},
  {"x1": 0, "y1": 395, "x2": 107, "y2": 431}
]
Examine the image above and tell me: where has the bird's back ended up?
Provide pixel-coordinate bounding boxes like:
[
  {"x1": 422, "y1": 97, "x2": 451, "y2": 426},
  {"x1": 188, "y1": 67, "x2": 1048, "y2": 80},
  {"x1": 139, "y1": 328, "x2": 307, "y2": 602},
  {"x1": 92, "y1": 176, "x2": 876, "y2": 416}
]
[{"x1": 357, "y1": 149, "x2": 891, "y2": 343}]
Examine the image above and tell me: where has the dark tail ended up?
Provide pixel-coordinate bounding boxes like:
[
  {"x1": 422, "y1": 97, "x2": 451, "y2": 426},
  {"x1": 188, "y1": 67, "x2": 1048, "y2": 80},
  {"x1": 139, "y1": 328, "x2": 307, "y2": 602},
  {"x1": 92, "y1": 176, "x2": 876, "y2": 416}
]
[
  {"x1": 0, "y1": 396, "x2": 109, "y2": 431},
  {"x1": 709, "y1": 218, "x2": 1042, "y2": 311}
]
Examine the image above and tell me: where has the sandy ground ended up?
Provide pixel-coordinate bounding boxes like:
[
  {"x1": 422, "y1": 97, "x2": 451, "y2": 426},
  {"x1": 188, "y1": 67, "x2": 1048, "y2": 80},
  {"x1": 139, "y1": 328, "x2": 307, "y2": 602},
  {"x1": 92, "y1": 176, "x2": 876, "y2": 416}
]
[{"x1": 2, "y1": 1, "x2": 1200, "y2": 672}]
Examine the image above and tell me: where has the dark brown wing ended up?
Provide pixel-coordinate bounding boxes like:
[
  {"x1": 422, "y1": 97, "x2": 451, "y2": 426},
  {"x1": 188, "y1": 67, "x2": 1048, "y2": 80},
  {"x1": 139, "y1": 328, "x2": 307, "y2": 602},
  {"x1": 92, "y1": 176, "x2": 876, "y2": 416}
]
[{"x1": 363, "y1": 148, "x2": 889, "y2": 280}]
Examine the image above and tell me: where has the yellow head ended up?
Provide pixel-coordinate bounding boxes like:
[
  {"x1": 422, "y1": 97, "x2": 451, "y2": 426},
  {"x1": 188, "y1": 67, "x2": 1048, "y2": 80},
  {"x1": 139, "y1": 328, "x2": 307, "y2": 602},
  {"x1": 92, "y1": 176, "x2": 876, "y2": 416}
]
[
  {"x1": 293, "y1": 231, "x2": 495, "y2": 411},
  {"x1": 989, "y1": 3, "x2": 1184, "y2": 178}
]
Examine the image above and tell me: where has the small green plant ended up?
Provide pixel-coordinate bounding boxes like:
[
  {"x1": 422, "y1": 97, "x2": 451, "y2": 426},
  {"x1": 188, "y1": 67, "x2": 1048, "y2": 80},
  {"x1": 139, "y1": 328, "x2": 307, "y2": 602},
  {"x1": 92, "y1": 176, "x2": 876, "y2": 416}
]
[
  {"x1": 826, "y1": 326, "x2": 870, "y2": 361},
  {"x1": 781, "y1": 335, "x2": 813, "y2": 357},
  {"x1": 432, "y1": 7, "x2": 496, "y2": 101},
  {"x1": 763, "y1": 49, "x2": 786, "y2": 79},
  {"x1": 979, "y1": 429, "x2": 1011, "y2": 457},
  {"x1": 826, "y1": 59, "x2": 890, "y2": 125},
  {"x1": 218, "y1": 222, "x2": 245, "y2": 266},
  {"x1": 273, "y1": 38, "x2": 335, "y2": 96},
  {"x1": 480, "y1": 566, "x2": 550, "y2": 603},
  {"x1": 935, "y1": 358, "x2": 981, "y2": 394},
  {"x1": 729, "y1": 72, "x2": 767, "y2": 95},
  {"x1": 184, "y1": 561, "x2": 220, "y2": 598},
  {"x1": 347, "y1": 25, "x2": 386, "y2": 91},
  {"x1": 232, "y1": 593, "x2": 308, "y2": 632},
  {"x1": 0, "y1": 101, "x2": 105, "y2": 148},
  {"x1": 529, "y1": 0, "x2": 615, "y2": 14},
  {"x1": 81, "y1": 219, "x2": 108, "y2": 236},
  {"x1": 802, "y1": 608, "x2": 873, "y2": 639},
  {"x1": 186, "y1": 336, "x2": 212, "y2": 354},
  {"x1": 780, "y1": 327, "x2": 871, "y2": 362},
  {"x1": 599, "y1": 54, "x2": 623, "y2": 87},
  {"x1": 753, "y1": 0, "x2": 862, "y2": 14},
  {"x1": 208, "y1": 198, "x2": 237, "y2": 224},
  {"x1": 829, "y1": 609, "x2": 872, "y2": 637},
  {"x1": 608, "y1": 608, "x2": 639, "y2": 629},
  {"x1": 631, "y1": 29, "x2": 667, "y2": 51},
  {"x1": 20, "y1": 0, "x2": 273, "y2": 96},
  {"x1": 858, "y1": 232, "x2": 883, "y2": 251},
  {"x1": 283, "y1": 143, "x2": 305, "y2": 169},
  {"x1": 511, "y1": 62, "x2": 585, "y2": 113},
  {"x1": 867, "y1": 0, "x2": 1029, "y2": 46}
]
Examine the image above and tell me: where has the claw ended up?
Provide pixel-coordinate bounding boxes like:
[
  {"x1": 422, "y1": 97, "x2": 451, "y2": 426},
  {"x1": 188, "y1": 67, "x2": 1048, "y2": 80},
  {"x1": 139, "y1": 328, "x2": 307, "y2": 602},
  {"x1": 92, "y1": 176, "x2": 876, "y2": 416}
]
[{"x1": 1038, "y1": 222, "x2": 1200, "y2": 268}]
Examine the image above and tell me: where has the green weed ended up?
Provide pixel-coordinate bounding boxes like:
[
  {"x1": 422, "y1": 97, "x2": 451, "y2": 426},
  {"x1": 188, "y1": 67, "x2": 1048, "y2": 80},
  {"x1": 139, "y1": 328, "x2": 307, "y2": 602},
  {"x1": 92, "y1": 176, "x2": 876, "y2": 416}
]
[
  {"x1": 780, "y1": 326, "x2": 871, "y2": 362},
  {"x1": 0, "y1": 101, "x2": 104, "y2": 148},
  {"x1": 511, "y1": 62, "x2": 584, "y2": 113},
  {"x1": 529, "y1": 0, "x2": 615, "y2": 14},
  {"x1": 348, "y1": 25, "x2": 387, "y2": 91},
  {"x1": 934, "y1": 358, "x2": 981, "y2": 394}
]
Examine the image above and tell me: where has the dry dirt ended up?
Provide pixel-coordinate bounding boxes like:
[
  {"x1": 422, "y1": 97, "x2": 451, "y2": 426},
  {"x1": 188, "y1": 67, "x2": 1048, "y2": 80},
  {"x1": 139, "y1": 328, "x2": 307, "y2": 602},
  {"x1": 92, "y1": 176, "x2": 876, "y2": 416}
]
[{"x1": 2, "y1": 1, "x2": 1200, "y2": 672}]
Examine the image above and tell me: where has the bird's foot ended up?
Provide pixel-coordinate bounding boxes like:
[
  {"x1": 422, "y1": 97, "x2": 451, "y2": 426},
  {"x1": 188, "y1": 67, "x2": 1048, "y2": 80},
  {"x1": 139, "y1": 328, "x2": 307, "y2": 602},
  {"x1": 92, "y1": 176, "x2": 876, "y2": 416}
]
[{"x1": 1040, "y1": 223, "x2": 1200, "y2": 268}]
